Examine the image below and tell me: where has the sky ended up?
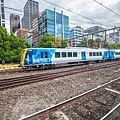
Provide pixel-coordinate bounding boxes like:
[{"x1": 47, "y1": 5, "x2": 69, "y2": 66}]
[{"x1": 4, "y1": 0, "x2": 120, "y2": 32}]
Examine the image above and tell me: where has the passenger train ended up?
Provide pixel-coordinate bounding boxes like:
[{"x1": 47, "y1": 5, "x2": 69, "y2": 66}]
[{"x1": 20, "y1": 47, "x2": 120, "y2": 69}]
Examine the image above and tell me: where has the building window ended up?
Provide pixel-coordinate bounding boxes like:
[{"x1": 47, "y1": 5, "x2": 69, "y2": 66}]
[{"x1": 1, "y1": 0, "x2": 4, "y2": 3}]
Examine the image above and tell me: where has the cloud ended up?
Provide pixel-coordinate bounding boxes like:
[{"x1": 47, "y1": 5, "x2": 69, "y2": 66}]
[{"x1": 4, "y1": 0, "x2": 120, "y2": 31}]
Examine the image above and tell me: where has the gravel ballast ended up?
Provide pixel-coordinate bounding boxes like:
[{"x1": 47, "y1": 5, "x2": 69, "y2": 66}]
[{"x1": 0, "y1": 65, "x2": 120, "y2": 120}]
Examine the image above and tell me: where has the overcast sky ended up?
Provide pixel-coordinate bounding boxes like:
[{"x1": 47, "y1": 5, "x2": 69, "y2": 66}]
[{"x1": 5, "y1": 0, "x2": 120, "y2": 32}]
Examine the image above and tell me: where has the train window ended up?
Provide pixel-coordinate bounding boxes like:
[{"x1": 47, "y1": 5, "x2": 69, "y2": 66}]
[
  {"x1": 25, "y1": 53, "x2": 27, "y2": 58},
  {"x1": 28, "y1": 50, "x2": 33, "y2": 56},
  {"x1": 68, "y1": 52, "x2": 72, "y2": 57},
  {"x1": 97, "y1": 52, "x2": 99, "y2": 56},
  {"x1": 100, "y1": 52, "x2": 102, "y2": 56},
  {"x1": 33, "y1": 50, "x2": 37, "y2": 55},
  {"x1": 93, "y1": 52, "x2": 96, "y2": 56},
  {"x1": 41, "y1": 52, "x2": 44, "y2": 58},
  {"x1": 55, "y1": 52, "x2": 60, "y2": 58},
  {"x1": 45, "y1": 52, "x2": 48, "y2": 58},
  {"x1": 89, "y1": 52, "x2": 92, "y2": 56},
  {"x1": 40, "y1": 52, "x2": 48, "y2": 58},
  {"x1": 115, "y1": 52, "x2": 120, "y2": 55},
  {"x1": 73, "y1": 52, "x2": 77, "y2": 57},
  {"x1": 62, "y1": 52, "x2": 67, "y2": 57}
]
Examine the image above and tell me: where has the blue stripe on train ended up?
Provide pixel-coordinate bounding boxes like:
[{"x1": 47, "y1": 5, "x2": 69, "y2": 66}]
[{"x1": 24, "y1": 48, "x2": 56, "y2": 65}]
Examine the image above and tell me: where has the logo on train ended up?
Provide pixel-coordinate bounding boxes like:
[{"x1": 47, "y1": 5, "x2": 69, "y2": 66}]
[{"x1": 34, "y1": 58, "x2": 51, "y2": 63}]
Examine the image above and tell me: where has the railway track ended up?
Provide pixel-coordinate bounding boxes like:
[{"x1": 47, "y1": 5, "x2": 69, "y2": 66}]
[
  {"x1": 0, "y1": 61, "x2": 120, "y2": 90},
  {"x1": 0, "y1": 63, "x2": 85, "y2": 75},
  {"x1": 0, "y1": 61, "x2": 120, "y2": 75},
  {"x1": 19, "y1": 77, "x2": 120, "y2": 120},
  {"x1": 100, "y1": 103, "x2": 120, "y2": 120}
]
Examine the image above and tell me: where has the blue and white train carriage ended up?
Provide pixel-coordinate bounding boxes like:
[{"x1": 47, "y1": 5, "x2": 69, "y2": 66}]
[{"x1": 20, "y1": 47, "x2": 120, "y2": 68}]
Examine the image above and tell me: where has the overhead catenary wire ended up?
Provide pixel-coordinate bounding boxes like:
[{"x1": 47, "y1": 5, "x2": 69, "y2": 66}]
[
  {"x1": 42, "y1": 0, "x2": 109, "y2": 27},
  {"x1": 70, "y1": 19, "x2": 115, "y2": 27},
  {"x1": 3, "y1": 10, "x2": 115, "y2": 28},
  {"x1": 0, "y1": 5, "x2": 23, "y2": 12},
  {"x1": 93, "y1": 0, "x2": 120, "y2": 18},
  {"x1": 1, "y1": 2, "x2": 119, "y2": 28}
]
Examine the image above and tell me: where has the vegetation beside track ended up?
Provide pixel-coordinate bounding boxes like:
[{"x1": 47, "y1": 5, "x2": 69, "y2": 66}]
[{"x1": 0, "y1": 64, "x2": 19, "y2": 70}]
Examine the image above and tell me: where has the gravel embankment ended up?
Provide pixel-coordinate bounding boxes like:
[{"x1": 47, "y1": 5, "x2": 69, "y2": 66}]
[{"x1": 0, "y1": 65, "x2": 120, "y2": 120}]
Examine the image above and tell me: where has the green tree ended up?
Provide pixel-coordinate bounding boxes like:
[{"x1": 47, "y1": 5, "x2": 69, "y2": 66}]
[
  {"x1": 108, "y1": 43, "x2": 120, "y2": 49},
  {"x1": 60, "y1": 39, "x2": 68, "y2": 48},
  {"x1": 37, "y1": 34, "x2": 56, "y2": 48},
  {"x1": 0, "y1": 26, "x2": 28, "y2": 63},
  {"x1": 37, "y1": 34, "x2": 68, "y2": 48},
  {"x1": 77, "y1": 37, "x2": 88, "y2": 47}
]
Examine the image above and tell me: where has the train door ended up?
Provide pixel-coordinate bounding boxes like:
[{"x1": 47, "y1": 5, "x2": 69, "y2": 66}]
[
  {"x1": 81, "y1": 52, "x2": 86, "y2": 60},
  {"x1": 103, "y1": 51, "x2": 109, "y2": 60},
  {"x1": 28, "y1": 50, "x2": 33, "y2": 64},
  {"x1": 109, "y1": 51, "x2": 114, "y2": 59}
]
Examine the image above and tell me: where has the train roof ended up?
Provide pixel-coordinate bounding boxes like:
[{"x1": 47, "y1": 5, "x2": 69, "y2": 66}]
[
  {"x1": 28, "y1": 47, "x2": 108, "y2": 50},
  {"x1": 27, "y1": 47, "x2": 102, "y2": 50},
  {"x1": 26, "y1": 47, "x2": 120, "y2": 51}
]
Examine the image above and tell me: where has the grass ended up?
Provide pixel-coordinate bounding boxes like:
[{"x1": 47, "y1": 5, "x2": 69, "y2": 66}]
[{"x1": 0, "y1": 64, "x2": 19, "y2": 70}]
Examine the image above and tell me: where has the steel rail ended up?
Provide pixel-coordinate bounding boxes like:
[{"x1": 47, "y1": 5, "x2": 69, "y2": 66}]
[
  {"x1": 0, "y1": 61, "x2": 119, "y2": 75},
  {"x1": 100, "y1": 103, "x2": 120, "y2": 120},
  {"x1": 0, "y1": 62, "x2": 119, "y2": 90},
  {"x1": 19, "y1": 77, "x2": 120, "y2": 120}
]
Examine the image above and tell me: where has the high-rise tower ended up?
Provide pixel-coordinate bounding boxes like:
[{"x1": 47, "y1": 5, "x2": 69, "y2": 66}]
[
  {"x1": 10, "y1": 14, "x2": 20, "y2": 33},
  {"x1": 39, "y1": 9, "x2": 69, "y2": 41},
  {"x1": 0, "y1": 0, "x2": 5, "y2": 27},
  {"x1": 23, "y1": 0, "x2": 39, "y2": 30}
]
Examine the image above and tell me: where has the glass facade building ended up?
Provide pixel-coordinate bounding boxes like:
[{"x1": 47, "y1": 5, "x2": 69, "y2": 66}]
[
  {"x1": 39, "y1": 9, "x2": 69, "y2": 41},
  {"x1": 69, "y1": 26, "x2": 84, "y2": 47}
]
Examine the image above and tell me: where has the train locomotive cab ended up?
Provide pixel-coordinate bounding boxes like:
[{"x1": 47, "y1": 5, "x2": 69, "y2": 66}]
[
  {"x1": 20, "y1": 48, "x2": 54, "y2": 69},
  {"x1": 20, "y1": 48, "x2": 29, "y2": 69},
  {"x1": 21, "y1": 48, "x2": 35, "y2": 69}
]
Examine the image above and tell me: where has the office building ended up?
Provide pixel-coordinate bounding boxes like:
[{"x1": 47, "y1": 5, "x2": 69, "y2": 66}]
[
  {"x1": 0, "y1": 0, "x2": 5, "y2": 27},
  {"x1": 109, "y1": 29, "x2": 120, "y2": 44},
  {"x1": 17, "y1": 28, "x2": 29, "y2": 38},
  {"x1": 32, "y1": 12, "x2": 39, "y2": 47},
  {"x1": 23, "y1": 0, "x2": 39, "y2": 30},
  {"x1": 24, "y1": 32, "x2": 33, "y2": 47},
  {"x1": 69, "y1": 26, "x2": 84, "y2": 47},
  {"x1": 39, "y1": 9, "x2": 69, "y2": 41},
  {"x1": 84, "y1": 26, "x2": 105, "y2": 34},
  {"x1": 84, "y1": 26, "x2": 105, "y2": 41},
  {"x1": 10, "y1": 14, "x2": 20, "y2": 33}
]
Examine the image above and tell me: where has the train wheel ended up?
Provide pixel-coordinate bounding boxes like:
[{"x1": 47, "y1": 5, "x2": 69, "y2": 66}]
[{"x1": 22, "y1": 66, "x2": 29, "y2": 70}]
